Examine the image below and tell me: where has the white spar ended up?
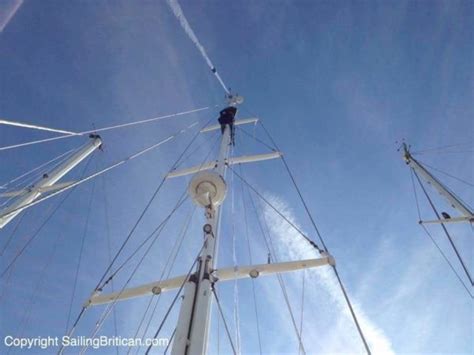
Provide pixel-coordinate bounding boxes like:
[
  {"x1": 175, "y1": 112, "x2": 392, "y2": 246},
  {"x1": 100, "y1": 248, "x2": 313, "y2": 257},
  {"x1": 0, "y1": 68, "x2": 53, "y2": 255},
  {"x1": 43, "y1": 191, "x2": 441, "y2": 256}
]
[
  {"x1": 402, "y1": 143, "x2": 474, "y2": 221},
  {"x1": 167, "y1": 152, "x2": 282, "y2": 178},
  {"x1": 81, "y1": 107, "x2": 334, "y2": 355},
  {"x1": 200, "y1": 118, "x2": 258, "y2": 133},
  {"x1": 85, "y1": 256, "x2": 333, "y2": 306},
  {"x1": 421, "y1": 216, "x2": 473, "y2": 224},
  {"x1": 86, "y1": 274, "x2": 187, "y2": 306},
  {"x1": 0, "y1": 136, "x2": 102, "y2": 229},
  {"x1": 214, "y1": 255, "x2": 334, "y2": 282},
  {"x1": 0, "y1": 181, "x2": 75, "y2": 198}
]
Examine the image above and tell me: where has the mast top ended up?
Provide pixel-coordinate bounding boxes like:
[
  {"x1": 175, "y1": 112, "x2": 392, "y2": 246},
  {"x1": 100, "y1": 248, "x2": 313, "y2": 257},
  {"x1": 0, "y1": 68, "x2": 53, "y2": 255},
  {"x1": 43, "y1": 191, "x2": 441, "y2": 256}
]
[
  {"x1": 401, "y1": 142, "x2": 412, "y2": 163},
  {"x1": 227, "y1": 94, "x2": 244, "y2": 107}
]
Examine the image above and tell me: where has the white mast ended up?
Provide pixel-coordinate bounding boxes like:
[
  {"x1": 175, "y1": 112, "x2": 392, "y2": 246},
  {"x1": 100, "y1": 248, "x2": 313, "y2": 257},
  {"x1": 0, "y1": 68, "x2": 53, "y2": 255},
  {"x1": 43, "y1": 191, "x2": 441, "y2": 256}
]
[
  {"x1": 84, "y1": 102, "x2": 335, "y2": 354},
  {"x1": 0, "y1": 135, "x2": 102, "y2": 229},
  {"x1": 172, "y1": 123, "x2": 231, "y2": 355},
  {"x1": 402, "y1": 143, "x2": 474, "y2": 224}
]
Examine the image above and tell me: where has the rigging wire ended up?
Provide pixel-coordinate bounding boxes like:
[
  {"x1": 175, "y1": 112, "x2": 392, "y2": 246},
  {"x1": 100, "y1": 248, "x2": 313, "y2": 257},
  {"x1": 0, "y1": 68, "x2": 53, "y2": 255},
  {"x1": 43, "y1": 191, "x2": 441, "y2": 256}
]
[
  {"x1": 420, "y1": 223, "x2": 473, "y2": 298},
  {"x1": 7, "y1": 224, "x2": 65, "y2": 355},
  {"x1": 257, "y1": 119, "x2": 372, "y2": 355},
  {"x1": 416, "y1": 159, "x2": 474, "y2": 188},
  {"x1": 61, "y1": 117, "x2": 216, "y2": 351},
  {"x1": 0, "y1": 155, "x2": 94, "y2": 279},
  {"x1": 0, "y1": 106, "x2": 211, "y2": 152},
  {"x1": 211, "y1": 287, "x2": 238, "y2": 355},
  {"x1": 100, "y1": 172, "x2": 120, "y2": 355},
  {"x1": 166, "y1": 0, "x2": 231, "y2": 95},
  {"x1": 217, "y1": 292, "x2": 221, "y2": 355},
  {"x1": 412, "y1": 142, "x2": 473, "y2": 154},
  {"x1": 136, "y1": 207, "x2": 195, "y2": 351},
  {"x1": 0, "y1": 146, "x2": 79, "y2": 190},
  {"x1": 235, "y1": 126, "x2": 276, "y2": 153},
  {"x1": 410, "y1": 156, "x2": 474, "y2": 213},
  {"x1": 144, "y1": 243, "x2": 206, "y2": 355},
  {"x1": 99, "y1": 193, "x2": 188, "y2": 289},
  {"x1": 0, "y1": 146, "x2": 82, "y2": 210},
  {"x1": 239, "y1": 164, "x2": 307, "y2": 354},
  {"x1": 416, "y1": 150, "x2": 474, "y2": 155},
  {"x1": 0, "y1": 118, "x2": 76, "y2": 135},
  {"x1": 230, "y1": 145, "x2": 242, "y2": 355},
  {"x1": 0, "y1": 213, "x2": 28, "y2": 303},
  {"x1": 228, "y1": 166, "x2": 323, "y2": 253},
  {"x1": 128, "y1": 134, "x2": 221, "y2": 354},
  {"x1": 77, "y1": 192, "x2": 189, "y2": 354},
  {"x1": 276, "y1": 272, "x2": 307, "y2": 355},
  {"x1": 98, "y1": 119, "x2": 218, "y2": 291},
  {"x1": 0, "y1": 121, "x2": 200, "y2": 226},
  {"x1": 412, "y1": 170, "x2": 474, "y2": 286},
  {"x1": 236, "y1": 114, "x2": 372, "y2": 353},
  {"x1": 65, "y1": 172, "x2": 96, "y2": 332},
  {"x1": 258, "y1": 120, "x2": 328, "y2": 252},
  {"x1": 128, "y1": 206, "x2": 196, "y2": 355},
  {"x1": 299, "y1": 270, "x2": 305, "y2": 355},
  {"x1": 163, "y1": 327, "x2": 176, "y2": 355},
  {"x1": 174, "y1": 130, "x2": 220, "y2": 169},
  {"x1": 0, "y1": 211, "x2": 27, "y2": 257},
  {"x1": 136, "y1": 132, "x2": 221, "y2": 353},
  {"x1": 238, "y1": 164, "x2": 263, "y2": 355},
  {"x1": 254, "y1": 191, "x2": 309, "y2": 355},
  {"x1": 2, "y1": 155, "x2": 93, "y2": 353}
]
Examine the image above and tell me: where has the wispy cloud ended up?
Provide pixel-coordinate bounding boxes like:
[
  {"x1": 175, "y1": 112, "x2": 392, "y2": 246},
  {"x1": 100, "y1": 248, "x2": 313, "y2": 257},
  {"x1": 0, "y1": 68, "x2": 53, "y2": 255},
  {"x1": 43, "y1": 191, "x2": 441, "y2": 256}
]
[
  {"x1": 0, "y1": 0, "x2": 23, "y2": 33},
  {"x1": 261, "y1": 193, "x2": 395, "y2": 354},
  {"x1": 166, "y1": 0, "x2": 229, "y2": 93}
]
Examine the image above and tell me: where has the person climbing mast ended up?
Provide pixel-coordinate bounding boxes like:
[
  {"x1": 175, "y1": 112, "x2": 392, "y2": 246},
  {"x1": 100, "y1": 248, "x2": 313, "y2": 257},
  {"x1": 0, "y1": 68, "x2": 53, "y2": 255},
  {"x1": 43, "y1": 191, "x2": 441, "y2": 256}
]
[
  {"x1": 218, "y1": 106, "x2": 237, "y2": 144},
  {"x1": 217, "y1": 94, "x2": 243, "y2": 145}
]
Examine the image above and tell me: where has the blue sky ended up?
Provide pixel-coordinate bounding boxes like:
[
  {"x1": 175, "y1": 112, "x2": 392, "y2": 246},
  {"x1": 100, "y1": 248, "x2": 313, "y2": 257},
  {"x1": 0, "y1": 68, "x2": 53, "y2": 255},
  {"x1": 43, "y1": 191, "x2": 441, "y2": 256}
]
[{"x1": 0, "y1": 0, "x2": 473, "y2": 354}]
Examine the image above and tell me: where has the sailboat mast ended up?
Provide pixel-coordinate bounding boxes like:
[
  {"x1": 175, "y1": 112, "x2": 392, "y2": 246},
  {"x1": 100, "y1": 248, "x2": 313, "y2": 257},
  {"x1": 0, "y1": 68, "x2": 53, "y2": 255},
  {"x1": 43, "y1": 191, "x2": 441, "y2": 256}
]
[
  {"x1": 0, "y1": 135, "x2": 102, "y2": 229},
  {"x1": 83, "y1": 101, "x2": 334, "y2": 352},
  {"x1": 172, "y1": 122, "x2": 231, "y2": 354},
  {"x1": 402, "y1": 143, "x2": 473, "y2": 221}
]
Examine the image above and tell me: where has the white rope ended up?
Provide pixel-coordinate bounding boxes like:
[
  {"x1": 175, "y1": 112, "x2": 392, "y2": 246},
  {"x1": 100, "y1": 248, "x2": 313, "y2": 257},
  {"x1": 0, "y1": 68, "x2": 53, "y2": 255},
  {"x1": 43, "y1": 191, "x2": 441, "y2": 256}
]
[
  {"x1": 0, "y1": 119, "x2": 77, "y2": 135},
  {"x1": 166, "y1": 0, "x2": 230, "y2": 94},
  {"x1": 0, "y1": 106, "x2": 210, "y2": 151},
  {"x1": 0, "y1": 122, "x2": 198, "y2": 221}
]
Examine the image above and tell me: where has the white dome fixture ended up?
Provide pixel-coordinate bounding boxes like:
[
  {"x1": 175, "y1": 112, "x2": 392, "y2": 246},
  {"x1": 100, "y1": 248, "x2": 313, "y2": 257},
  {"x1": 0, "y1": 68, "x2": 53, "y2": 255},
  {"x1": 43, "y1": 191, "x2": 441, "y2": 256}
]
[{"x1": 188, "y1": 171, "x2": 227, "y2": 207}]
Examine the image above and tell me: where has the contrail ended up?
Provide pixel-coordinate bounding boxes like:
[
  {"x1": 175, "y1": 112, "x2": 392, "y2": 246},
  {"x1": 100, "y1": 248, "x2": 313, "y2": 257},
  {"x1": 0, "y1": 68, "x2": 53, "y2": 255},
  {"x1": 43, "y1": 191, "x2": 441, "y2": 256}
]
[
  {"x1": 262, "y1": 194, "x2": 395, "y2": 354},
  {"x1": 0, "y1": 0, "x2": 23, "y2": 32},
  {"x1": 166, "y1": 0, "x2": 230, "y2": 94}
]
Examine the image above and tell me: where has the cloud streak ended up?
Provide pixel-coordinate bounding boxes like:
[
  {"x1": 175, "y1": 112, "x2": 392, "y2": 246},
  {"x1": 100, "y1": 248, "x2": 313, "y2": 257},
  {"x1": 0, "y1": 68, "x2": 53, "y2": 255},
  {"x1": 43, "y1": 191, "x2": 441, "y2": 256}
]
[
  {"x1": 0, "y1": 0, "x2": 23, "y2": 33},
  {"x1": 261, "y1": 193, "x2": 395, "y2": 354},
  {"x1": 166, "y1": 0, "x2": 230, "y2": 94}
]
